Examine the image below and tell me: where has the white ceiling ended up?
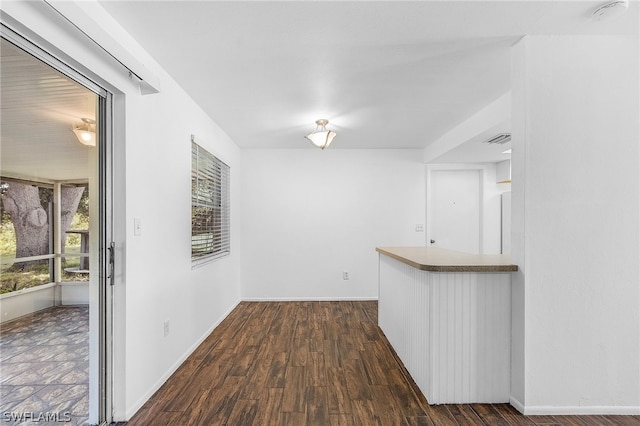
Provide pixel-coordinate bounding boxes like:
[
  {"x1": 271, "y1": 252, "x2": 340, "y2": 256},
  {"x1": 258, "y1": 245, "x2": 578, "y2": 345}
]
[
  {"x1": 0, "y1": 38, "x2": 97, "y2": 181},
  {"x1": 100, "y1": 0, "x2": 638, "y2": 156},
  {"x1": 0, "y1": 1, "x2": 637, "y2": 185}
]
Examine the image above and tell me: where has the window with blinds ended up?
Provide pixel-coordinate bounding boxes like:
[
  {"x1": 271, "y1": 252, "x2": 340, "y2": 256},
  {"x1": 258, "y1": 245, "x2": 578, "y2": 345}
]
[{"x1": 191, "y1": 139, "x2": 230, "y2": 265}]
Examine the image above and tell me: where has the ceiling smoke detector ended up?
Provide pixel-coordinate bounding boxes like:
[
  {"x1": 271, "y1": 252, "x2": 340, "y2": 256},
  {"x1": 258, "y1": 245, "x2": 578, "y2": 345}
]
[
  {"x1": 482, "y1": 133, "x2": 511, "y2": 145},
  {"x1": 592, "y1": 0, "x2": 629, "y2": 21}
]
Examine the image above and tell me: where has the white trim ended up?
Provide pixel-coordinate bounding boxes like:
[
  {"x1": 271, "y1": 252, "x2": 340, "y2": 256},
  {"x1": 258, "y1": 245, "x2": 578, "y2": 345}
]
[
  {"x1": 0, "y1": 282, "x2": 56, "y2": 300},
  {"x1": 41, "y1": 0, "x2": 160, "y2": 94},
  {"x1": 241, "y1": 297, "x2": 379, "y2": 302},
  {"x1": 124, "y1": 298, "x2": 242, "y2": 420},
  {"x1": 1, "y1": 21, "x2": 106, "y2": 96},
  {"x1": 0, "y1": 254, "x2": 56, "y2": 265},
  {"x1": 510, "y1": 396, "x2": 640, "y2": 415},
  {"x1": 509, "y1": 396, "x2": 526, "y2": 414},
  {"x1": 523, "y1": 405, "x2": 640, "y2": 416}
]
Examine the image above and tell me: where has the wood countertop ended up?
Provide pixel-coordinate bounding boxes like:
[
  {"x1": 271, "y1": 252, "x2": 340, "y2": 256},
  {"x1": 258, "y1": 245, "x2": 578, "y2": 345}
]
[{"x1": 376, "y1": 246, "x2": 518, "y2": 272}]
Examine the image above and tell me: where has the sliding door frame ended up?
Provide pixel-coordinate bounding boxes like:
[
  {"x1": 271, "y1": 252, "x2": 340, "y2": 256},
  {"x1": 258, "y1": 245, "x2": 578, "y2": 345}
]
[{"x1": 1, "y1": 24, "x2": 115, "y2": 426}]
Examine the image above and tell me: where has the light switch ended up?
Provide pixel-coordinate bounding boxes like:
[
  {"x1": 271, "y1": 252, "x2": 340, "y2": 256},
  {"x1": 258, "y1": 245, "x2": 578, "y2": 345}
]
[{"x1": 134, "y1": 217, "x2": 142, "y2": 236}]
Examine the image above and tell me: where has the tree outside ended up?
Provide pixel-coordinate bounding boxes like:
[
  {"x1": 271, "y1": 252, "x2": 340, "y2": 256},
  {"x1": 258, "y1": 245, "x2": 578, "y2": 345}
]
[{"x1": 0, "y1": 181, "x2": 89, "y2": 294}]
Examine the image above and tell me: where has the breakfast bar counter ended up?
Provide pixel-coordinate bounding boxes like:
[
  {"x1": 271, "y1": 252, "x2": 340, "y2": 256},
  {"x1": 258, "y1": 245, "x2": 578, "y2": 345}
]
[
  {"x1": 376, "y1": 246, "x2": 517, "y2": 405},
  {"x1": 376, "y1": 246, "x2": 518, "y2": 272}
]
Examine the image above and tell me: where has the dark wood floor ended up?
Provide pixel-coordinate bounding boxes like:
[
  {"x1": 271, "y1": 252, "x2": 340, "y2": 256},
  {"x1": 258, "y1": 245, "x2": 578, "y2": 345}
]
[{"x1": 125, "y1": 301, "x2": 640, "y2": 426}]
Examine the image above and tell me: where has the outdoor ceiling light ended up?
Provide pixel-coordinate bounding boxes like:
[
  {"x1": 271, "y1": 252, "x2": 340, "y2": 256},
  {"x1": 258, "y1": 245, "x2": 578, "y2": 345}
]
[
  {"x1": 72, "y1": 118, "x2": 96, "y2": 147},
  {"x1": 305, "y1": 119, "x2": 336, "y2": 150}
]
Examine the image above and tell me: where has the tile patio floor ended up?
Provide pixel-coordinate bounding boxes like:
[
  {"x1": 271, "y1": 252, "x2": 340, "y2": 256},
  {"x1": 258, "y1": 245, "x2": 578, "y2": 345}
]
[{"x1": 0, "y1": 306, "x2": 89, "y2": 425}]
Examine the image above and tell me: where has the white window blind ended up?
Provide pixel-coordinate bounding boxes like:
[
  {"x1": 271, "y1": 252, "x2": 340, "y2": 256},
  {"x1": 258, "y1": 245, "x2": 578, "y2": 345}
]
[{"x1": 191, "y1": 138, "x2": 230, "y2": 265}]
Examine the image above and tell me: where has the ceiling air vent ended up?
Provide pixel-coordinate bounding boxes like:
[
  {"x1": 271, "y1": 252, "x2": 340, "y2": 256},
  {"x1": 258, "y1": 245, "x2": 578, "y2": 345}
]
[{"x1": 482, "y1": 133, "x2": 511, "y2": 145}]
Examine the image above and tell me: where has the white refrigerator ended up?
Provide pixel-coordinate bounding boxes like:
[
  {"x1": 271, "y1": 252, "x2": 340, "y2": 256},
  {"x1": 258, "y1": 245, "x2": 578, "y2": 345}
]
[{"x1": 501, "y1": 191, "x2": 511, "y2": 254}]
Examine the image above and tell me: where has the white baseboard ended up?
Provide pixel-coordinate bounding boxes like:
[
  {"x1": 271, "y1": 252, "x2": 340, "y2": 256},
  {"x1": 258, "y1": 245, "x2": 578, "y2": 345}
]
[
  {"x1": 241, "y1": 296, "x2": 378, "y2": 302},
  {"x1": 510, "y1": 397, "x2": 525, "y2": 414},
  {"x1": 510, "y1": 397, "x2": 640, "y2": 415},
  {"x1": 125, "y1": 298, "x2": 241, "y2": 420}
]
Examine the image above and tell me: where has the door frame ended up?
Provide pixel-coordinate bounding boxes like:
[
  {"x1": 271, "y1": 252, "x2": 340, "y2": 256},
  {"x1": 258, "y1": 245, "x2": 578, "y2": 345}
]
[
  {"x1": 426, "y1": 164, "x2": 486, "y2": 254},
  {"x1": 1, "y1": 23, "x2": 115, "y2": 426}
]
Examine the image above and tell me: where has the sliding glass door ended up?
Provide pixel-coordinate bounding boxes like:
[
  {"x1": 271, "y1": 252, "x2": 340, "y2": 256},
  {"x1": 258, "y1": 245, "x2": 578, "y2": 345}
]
[{"x1": 0, "y1": 27, "x2": 113, "y2": 425}]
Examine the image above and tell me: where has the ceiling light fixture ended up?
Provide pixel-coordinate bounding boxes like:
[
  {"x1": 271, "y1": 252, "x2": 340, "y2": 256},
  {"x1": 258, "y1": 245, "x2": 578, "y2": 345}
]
[
  {"x1": 72, "y1": 118, "x2": 96, "y2": 147},
  {"x1": 305, "y1": 119, "x2": 336, "y2": 150},
  {"x1": 592, "y1": 0, "x2": 629, "y2": 21}
]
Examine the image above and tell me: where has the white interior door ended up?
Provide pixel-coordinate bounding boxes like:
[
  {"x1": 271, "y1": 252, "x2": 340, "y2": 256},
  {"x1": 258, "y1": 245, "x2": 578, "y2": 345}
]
[{"x1": 429, "y1": 169, "x2": 481, "y2": 254}]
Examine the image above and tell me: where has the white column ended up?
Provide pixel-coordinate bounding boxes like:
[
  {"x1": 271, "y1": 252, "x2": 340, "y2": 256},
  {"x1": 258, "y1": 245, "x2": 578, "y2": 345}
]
[
  {"x1": 53, "y1": 181, "x2": 62, "y2": 305},
  {"x1": 510, "y1": 35, "x2": 640, "y2": 414}
]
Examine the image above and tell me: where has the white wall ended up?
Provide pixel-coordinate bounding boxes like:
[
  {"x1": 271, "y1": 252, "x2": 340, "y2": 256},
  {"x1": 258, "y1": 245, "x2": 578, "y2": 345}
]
[
  {"x1": 123, "y1": 77, "x2": 242, "y2": 418},
  {"x1": 240, "y1": 149, "x2": 425, "y2": 300},
  {"x1": 1, "y1": 2, "x2": 243, "y2": 421},
  {"x1": 511, "y1": 35, "x2": 640, "y2": 414}
]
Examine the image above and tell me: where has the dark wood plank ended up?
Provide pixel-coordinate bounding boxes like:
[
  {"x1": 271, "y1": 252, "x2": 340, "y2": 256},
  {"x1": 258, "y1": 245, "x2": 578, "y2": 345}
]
[
  {"x1": 291, "y1": 338, "x2": 310, "y2": 367},
  {"x1": 406, "y1": 416, "x2": 436, "y2": 426},
  {"x1": 360, "y1": 343, "x2": 390, "y2": 385},
  {"x1": 326, "y1": 366, "x2": 353, "y2": 415},
  {"x1": 124, "y1": 403, "x2": 181, "y2": 426},
  {"x1": 447, "y1": 404, "x2": 485, "y2": 425},
  {"x1": 124, "y1": 301, "x2": 638, "y2": 426},
  {"x1": 198, "y1": 375, "x2": 244, "y2": 425},
  {"x1": 238, "y1": 356, "x2": 271, "y2": 399},
  {"x1": 306, "y1": 386, "x2": 330, "y2": 426},
  {"x1": 351, "y1": 399, "x2": 383, "y2": 426},
  {"x1": 470, "y1": 403, "x2": 512, "y2": 426},
  {"x1": 252, "y1": 387, "x2": 283, "y2": 425},
  {"x1": 331, "y1": 413, "x2": 356, "y2": 426},
  {"x1": 277, "y1": 411, "x2": 306, "y2": 426},
  {"x1": 553, "y1": 415, "x2": 634, "y2": 426},
  {"x1": 371, "y1": 384, "x2": 411, "y2": 426},
  {"x1": 228, "y1": 345, "x2": 258, "y2": 376},
  {"x1": 177, "y1": 389, "x2": 212, "y2": 426},
  {"x1": 307, "y1": 351, "x2": 327, "y2": 386},
  {"x1": 423, "y1": 404, "x2": 459, "y2": 426},
  {"x1": 281, "y1": 365, "x2": 306, "y2": 413},
  {"x1": 265, "y1": 351, "x2": 289, "y2": 388},
  {"x1": 226, "y1": 398, "x2": 259, "y2": 426},
  {"x1": 127, "y1": 410, "x2": 183, "y2": 426},
  {"x1": 323, "y1": 339, "x2": 342, "y2": 369},
  {"x1": 344, "y1": 358, "x2": 372, "y2": 401},
  {"x1": 491, "y1": 403, "x2": 537, "y2": 425},
  {"x1": 526, "y1": 414, "x2": 564, "y2": 425}
]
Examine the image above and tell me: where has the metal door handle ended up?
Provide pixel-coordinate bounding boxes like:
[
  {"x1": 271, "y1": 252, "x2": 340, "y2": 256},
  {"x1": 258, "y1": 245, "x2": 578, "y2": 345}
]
[{"x1": 108, "y1": 241, "x2": 115, "y2": 286}]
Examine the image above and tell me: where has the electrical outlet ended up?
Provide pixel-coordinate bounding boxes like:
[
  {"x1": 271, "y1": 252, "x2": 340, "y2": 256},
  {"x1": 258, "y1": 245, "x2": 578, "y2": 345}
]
[
  {"x1": 343, "y1": 271, "x2": 350, "y2": 280},
  {"x1": 163, "y1": 319, "x2": 170, "y2": 337},
  {"x1": 415, "y1": 223, "x2": 424, "y2": 232}
]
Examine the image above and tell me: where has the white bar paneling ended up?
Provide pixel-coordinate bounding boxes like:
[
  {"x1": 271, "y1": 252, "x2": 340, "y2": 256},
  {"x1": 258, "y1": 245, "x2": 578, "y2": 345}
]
[{"x1": 379, "y1": 254, "x2": 511, "y2": 404}]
